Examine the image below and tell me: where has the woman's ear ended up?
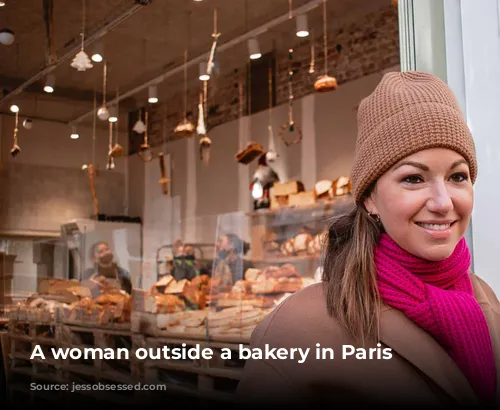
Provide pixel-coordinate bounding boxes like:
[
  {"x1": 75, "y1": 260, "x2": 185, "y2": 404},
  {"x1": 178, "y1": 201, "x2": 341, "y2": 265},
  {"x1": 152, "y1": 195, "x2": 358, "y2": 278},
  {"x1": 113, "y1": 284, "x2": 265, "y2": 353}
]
[{"x1": 363, "y1": 193, "x2": 378, "y2": 215}]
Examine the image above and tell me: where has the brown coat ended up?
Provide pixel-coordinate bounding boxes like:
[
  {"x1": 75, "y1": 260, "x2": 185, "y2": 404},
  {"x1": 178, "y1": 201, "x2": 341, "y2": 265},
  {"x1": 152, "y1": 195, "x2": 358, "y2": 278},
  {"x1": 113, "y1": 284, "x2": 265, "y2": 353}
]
[{"x1": 236, "y1": 273, "x2": 500, "y2": 408}]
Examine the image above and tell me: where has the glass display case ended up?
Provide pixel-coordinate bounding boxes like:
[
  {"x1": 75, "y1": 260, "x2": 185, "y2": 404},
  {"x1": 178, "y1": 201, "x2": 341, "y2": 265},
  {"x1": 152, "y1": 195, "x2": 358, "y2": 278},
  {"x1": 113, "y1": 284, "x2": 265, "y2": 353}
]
[{"x1": 206, "y1": 194, "x2": 355, "y2": 343}]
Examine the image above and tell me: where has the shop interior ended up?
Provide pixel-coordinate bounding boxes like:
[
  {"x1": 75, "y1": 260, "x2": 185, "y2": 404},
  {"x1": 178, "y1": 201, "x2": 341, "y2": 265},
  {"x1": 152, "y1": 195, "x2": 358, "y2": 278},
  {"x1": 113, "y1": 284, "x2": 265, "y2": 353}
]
[{"x1": 0, "y1": 0, "x2": 400, "y2": 405}]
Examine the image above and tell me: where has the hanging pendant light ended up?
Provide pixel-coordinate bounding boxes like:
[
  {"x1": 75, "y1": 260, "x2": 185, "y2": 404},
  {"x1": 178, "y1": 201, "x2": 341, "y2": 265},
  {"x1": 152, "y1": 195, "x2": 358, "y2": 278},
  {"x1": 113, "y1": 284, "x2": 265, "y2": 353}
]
[
  {"x1": 314, "y1": 0, "x2": 337, "y2": 92},
  {"x1": 97, "y1": 61, "x2": 109, "y2": 120},
  {"x1": 248, "y1": 38, "x2": 261, "y2": 60},
  {"x1": 148, "y1": 85, "x2": 158, "y2": 104},
  {"x1": 44, "y1": 74, "x2": 55, "y2": 93},
  {"x1": 71, "y1": 0, "x2": 93, "y2": 71},
  {"x1": 175, "y1": 49, "x2": 195, "y2": 138},
  {"x1": 296, "y1": 14, "x2": 309, "y2": 37},
  {"x1": 199, "y1": 62, "x2": 210, "y2": 81}
]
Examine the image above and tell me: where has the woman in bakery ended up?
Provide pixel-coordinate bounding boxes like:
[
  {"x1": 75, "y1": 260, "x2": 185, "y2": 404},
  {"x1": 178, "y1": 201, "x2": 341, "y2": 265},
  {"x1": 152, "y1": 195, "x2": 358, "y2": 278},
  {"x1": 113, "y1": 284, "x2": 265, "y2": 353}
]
[{"x1": 236, "y1": 72, "x2": 500, "y2": 407}]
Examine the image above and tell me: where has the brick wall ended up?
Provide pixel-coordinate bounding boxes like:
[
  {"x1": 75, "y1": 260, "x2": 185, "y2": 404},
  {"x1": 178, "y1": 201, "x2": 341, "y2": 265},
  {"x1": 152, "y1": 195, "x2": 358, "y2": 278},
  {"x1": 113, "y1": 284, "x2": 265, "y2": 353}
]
[{"x1": 137, "y1": 5, "x2": 399, "y2": 153}]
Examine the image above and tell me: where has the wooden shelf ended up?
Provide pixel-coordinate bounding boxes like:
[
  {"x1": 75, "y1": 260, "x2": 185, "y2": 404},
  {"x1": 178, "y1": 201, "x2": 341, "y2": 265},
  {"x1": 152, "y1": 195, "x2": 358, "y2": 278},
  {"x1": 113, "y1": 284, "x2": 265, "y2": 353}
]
[{"x1": 247, "y1": 254, "x2": 320, "y2": 264}]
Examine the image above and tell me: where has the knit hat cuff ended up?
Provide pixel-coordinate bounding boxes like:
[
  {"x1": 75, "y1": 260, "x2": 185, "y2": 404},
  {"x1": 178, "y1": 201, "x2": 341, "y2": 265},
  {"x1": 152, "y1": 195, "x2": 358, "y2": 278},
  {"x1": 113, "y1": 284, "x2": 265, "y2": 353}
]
[{"x1": 352, "y1": 102, "x2": 477, "y2": 203}]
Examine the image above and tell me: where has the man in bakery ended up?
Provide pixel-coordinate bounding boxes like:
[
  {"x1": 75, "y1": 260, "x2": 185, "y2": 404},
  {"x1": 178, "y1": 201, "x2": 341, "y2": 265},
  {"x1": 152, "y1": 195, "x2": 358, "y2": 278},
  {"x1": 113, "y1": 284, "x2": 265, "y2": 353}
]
[
  {"x1": 81, "y1": 241, "x2": 132, "y2": 295},
  {"x1": 214, "y1": 234, "x2": 255, "y2": 286}
]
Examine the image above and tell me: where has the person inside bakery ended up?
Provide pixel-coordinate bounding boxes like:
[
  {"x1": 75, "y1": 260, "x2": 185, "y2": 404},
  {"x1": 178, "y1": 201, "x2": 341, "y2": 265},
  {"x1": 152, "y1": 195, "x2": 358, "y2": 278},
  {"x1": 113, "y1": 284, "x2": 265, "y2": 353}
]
[
  {"x1": 214, "y1": 233, "x2": 254, "y2": 286},
  {"x1": 236, "y1": 72, "x2": 500, "y2": 408},
  {"x1": 81, "y1": 240, "x2": 132, "y2": 294}
]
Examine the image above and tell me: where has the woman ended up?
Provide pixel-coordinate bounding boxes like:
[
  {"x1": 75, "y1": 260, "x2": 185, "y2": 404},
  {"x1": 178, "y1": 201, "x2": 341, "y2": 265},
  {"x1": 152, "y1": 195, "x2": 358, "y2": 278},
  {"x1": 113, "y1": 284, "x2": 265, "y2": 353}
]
[{"x1": 236, "y1": 72, "x2": 500, "y2": 408}]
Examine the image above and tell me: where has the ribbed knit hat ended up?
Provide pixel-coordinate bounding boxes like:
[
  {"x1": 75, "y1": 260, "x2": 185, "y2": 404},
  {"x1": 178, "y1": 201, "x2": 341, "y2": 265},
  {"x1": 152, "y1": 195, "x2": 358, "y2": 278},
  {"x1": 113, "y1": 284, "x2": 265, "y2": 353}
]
[{"x1": 351, "y1": 71, "x2": 477, "y2": 203}]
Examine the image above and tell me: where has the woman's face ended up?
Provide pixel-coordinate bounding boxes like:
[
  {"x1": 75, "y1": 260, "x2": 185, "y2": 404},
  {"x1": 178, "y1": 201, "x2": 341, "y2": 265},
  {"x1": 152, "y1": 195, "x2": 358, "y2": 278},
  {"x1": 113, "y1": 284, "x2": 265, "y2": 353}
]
[{"x1": 364, "y1": 148, "x2": 473, "y2": 261}]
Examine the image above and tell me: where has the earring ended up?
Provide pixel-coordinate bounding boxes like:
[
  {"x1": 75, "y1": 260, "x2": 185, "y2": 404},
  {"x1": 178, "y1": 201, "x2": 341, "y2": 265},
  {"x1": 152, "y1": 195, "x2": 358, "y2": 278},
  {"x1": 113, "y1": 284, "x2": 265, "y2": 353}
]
[{"x1": 368, "y1": 212, "x2": 381, "y2": 223}]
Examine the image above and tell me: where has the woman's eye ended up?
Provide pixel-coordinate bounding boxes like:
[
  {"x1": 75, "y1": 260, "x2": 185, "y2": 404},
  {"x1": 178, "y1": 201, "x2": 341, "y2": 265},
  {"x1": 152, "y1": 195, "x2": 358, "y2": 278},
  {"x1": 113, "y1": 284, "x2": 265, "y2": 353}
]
[
  {"x1": 402, "y1": 175, "x2": 423, "y2": 184},
  {"x1": 450, "y1": 172, "x2": 468, "y2": 183}
]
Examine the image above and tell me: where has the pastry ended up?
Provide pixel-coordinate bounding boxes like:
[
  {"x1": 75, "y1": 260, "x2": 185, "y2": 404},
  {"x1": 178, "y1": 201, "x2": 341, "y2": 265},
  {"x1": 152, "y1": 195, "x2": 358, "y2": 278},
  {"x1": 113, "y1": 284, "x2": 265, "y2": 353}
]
[
  {"x1": 294, "y1": 233, "x2": 313, "y2": 255},
  {"x1": 244, "y1": 268, "x2": 262, "y2": 282},
  {"x1": 280, "y1": 239, "x2": 295, "y2": 256}
]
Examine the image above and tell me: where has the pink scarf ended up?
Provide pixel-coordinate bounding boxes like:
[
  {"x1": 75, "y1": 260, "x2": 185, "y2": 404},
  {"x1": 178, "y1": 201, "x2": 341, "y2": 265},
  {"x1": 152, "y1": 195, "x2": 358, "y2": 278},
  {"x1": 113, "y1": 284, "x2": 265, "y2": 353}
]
[{"x1": 375, "y1": 233, "x2": 496, "y2": 403}]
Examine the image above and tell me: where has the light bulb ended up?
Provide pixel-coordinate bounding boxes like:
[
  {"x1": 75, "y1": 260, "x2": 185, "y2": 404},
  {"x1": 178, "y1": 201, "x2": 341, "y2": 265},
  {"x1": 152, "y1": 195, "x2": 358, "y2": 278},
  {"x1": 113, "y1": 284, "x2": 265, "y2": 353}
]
[
  {"x1": 97, "y1": 106, "x2": 110, "y2": 121},
  {"x1": 70, "y1": 125, "x2": 79, "y2": 139},
  {"x1": 91, "y1": 54, "x2": 103, "y2": 63},
  {"x1": 10, "y1": 104, "x2": 19, "y2": 113}
]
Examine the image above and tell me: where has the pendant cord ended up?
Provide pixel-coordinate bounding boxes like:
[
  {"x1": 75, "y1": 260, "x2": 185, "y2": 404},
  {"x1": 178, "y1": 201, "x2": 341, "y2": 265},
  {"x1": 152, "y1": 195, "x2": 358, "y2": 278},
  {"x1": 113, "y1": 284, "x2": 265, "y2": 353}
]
[
  {"x1": 102, "y1": 61, "x2": 107, "y2": 105},
  {"x1": 268, "y1": 63, "x2": 273, "y2": 126},
  {"x1": 115, "y1": 87, "x2": 119, "y2": 144},
  {"x1": 13, "y1": 112, "x2": 19, "y2": 146},
  {"x1": 323, "y1": 0, "x2": 328, "y2": 76},
  {"x1": 144, "y1": 111, "x2": 149, "y2": 146},
  {"x1": 288, "y1": 0, "x2": 292, "y2": 19},
  {"x1": 92, "y1": 90, "x2": 96, "y2": 164},
  {"x1": 288, "y1": 48, "x2": 294, "y2": 124},
  {"x1": 183, "y1": 49, "x2": 188, "y2": 121},
  {"x1": 81, "y1": 0, "x2": 85, "y2": 50}
]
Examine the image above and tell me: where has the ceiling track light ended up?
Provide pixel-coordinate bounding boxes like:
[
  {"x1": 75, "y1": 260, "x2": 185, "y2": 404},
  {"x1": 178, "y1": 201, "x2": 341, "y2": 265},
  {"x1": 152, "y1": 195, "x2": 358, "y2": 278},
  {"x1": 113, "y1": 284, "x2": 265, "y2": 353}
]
[
  {"x1": 296, "y1": 14, "x2": 309, "y2": 37},
  {"x1": 91, "y1": 42, "x2": 104, "y2": 63},
  {"x1": 70, "y1": 125, "x2": 79, "y2": 139},
  {"x1": 248, "y1": 38, "x2": 261, "y2": 60},
  {"x1": 199, "y1": 62, "x2": 210, "y2": 81},
  {"x1": 148, "y1": 85, "x2": 158, "y2": 104},
  {"x1": 108, "y1": 106, "x2": 118, "y2": 122},
  {"x1": 44, "y1": 74, "x2": 55, "y2": 93}
]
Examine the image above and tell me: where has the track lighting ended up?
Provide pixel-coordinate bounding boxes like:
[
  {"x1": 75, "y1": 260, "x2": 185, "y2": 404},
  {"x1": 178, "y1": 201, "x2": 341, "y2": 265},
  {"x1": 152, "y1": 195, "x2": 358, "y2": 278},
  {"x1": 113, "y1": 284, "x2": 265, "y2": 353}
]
[
  {"x1": 44, "y1": 74, "x2": 55, "y2": 93},
  {"x1": 108, "y1": 106, "x2": 118, "y2": 123},
  {"x1": 10, "y1": 104, "x2": 19, "y2": 113},
  {"x1": 248, "y1": 38, "x2": 261, "y2": 60},
  {"x1": 148, "y1": 85, "x2": 158, "y2": 104},
  {"x1": 296, "y1": 15, "x2": 309, "y2": 37},
  {"x1": 91, "y1": 42, "x2": 104, "y2": 63},
  {"x1": 70, "y1": 125, "x2": 79, "y2": 139},
  {"x1": 199, "y1": 62, "x2": 210, "y2": 81},
  {"x1": 0, "y1": 28, "x2": 14, "y2": 45}
]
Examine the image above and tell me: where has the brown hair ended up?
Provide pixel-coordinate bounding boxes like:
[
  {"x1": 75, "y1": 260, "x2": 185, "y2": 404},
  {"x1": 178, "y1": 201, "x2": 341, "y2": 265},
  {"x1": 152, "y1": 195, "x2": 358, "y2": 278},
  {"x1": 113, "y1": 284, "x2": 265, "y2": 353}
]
[{"x1": 322, "y1": 198, "x2": 382, "y2": 345}]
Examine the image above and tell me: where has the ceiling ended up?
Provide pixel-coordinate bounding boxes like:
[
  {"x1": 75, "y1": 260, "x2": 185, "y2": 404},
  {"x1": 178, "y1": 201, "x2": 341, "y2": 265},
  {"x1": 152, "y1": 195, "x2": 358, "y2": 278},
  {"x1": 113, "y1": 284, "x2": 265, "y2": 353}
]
[{"x1": 0, "y1": 0, "x2": 391, "y2": 128}]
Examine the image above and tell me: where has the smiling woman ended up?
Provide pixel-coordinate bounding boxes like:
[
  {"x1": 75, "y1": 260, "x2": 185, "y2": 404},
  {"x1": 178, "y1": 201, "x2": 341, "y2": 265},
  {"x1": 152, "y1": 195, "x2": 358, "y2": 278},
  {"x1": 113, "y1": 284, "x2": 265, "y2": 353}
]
[{"x1": 236, "y1": 72, "x2": 500, "y2": 408}]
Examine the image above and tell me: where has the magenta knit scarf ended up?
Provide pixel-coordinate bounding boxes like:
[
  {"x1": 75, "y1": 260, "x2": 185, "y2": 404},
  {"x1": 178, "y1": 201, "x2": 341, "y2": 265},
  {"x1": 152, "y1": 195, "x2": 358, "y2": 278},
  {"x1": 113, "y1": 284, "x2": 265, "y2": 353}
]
[{"x1": 374, "y1": 233, "x2": 496, "y2": 403}]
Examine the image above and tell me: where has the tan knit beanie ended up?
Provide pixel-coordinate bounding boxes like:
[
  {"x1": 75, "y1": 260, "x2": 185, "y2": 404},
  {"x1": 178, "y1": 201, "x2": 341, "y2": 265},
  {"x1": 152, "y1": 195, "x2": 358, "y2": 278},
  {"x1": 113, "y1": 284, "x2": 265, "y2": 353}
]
[{"x1": 351, "y1": 71, "x2": 477, "y2": 204}]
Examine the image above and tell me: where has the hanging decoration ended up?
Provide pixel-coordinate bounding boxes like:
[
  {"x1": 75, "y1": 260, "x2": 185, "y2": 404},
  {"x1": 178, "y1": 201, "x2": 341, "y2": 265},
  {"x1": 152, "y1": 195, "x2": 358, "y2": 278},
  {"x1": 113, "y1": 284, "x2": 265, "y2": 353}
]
[
  {"x1": 132, "y1": 107, "x2": 146, "y2": 134},
  {"x1": 109, "y1": 88, "x2": 124, "y2": 157},
  {"x1": 106, "y1": 122, "x2": 115, "y2": 170},
  {"x1": 158, "y1": 152, "x2": 171, "y2": 195},
  {"x1": 10, "y1": 109, "x2": 21, "y2": 157},
  {"x1": 279, "y1": 48, "x2": 302, "y2": 147},
  {"x1": 97, "y1": 61, "x2": 110, "y2": 120},
  {"x1": 308, "y1": 31, "x2": 315, "y2": 75},
  {"x1": 88, "y1": 164, "x2": 99, "y2": 216},
  {"x1": 71, "y1": 0, "x2": 93, "y2": 71},
  {"x1": 235, "y1": 75, "x2": 264, "y2": 164},
  {"x1": 206, "y1": 9, "x2": 221, "y2": 78},
  {"x1": 82, "y1": 90, "x2": 97, "y2": 171},
  {"x1": 197, "y1": 84, "x2": 211, "y2": 165},
  {"x1": 314, "y1": 0, "x2": 338, "y2": 92},
  {"x1": 174, "y1": 49, "x2": 195, "y2": 137},
  {"x1": 139, "y1": 110, "x2": 153, "y2": 162},
  {"x1": 266, "y1": 64, "x2": 278, "y2": 162}
]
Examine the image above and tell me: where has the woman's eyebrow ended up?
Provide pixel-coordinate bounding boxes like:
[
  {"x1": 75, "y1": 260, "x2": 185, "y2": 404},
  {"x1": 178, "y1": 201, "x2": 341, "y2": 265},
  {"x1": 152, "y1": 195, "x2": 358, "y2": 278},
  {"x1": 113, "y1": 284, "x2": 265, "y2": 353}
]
[
  {"x1": 450, "y1": 159, "x2": 468, "y2": 169},
  {"x1": 392, "y1": 161, "x2": 429, "y2": 171}
]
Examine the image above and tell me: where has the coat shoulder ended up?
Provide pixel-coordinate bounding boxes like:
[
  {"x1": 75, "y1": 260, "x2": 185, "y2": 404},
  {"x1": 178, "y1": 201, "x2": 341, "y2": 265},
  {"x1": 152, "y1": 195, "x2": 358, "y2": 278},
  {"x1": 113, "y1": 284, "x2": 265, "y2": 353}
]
[
  {"x1": 250, "y1": 282, "x2": 349, "y2": 348},
  {"x1": 470, "y1": 272, "x2": 500, "y2": 313}
]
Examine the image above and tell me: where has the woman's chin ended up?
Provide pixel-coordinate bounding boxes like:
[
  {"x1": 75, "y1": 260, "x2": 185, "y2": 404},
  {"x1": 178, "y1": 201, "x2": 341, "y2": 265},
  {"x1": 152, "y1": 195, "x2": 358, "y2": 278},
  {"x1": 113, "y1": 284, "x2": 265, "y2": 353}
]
[{"x1": 412, "y1": 243, "x2": 456, "y2": 261}]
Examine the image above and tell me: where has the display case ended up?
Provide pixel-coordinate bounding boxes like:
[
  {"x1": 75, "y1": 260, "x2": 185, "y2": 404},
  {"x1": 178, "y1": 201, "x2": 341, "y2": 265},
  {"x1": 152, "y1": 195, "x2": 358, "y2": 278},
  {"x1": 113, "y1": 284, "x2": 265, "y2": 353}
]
[{"x1": 206, "y1": 194, "x2": 355, "y2": 342}]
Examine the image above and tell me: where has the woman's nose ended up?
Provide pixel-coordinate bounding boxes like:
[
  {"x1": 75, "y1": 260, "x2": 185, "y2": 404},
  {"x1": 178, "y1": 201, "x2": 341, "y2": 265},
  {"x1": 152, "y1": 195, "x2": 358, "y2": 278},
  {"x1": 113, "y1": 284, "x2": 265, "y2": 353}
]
[{"x1": 426, "y1": 182, "x2": 453, "y2": 213}]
